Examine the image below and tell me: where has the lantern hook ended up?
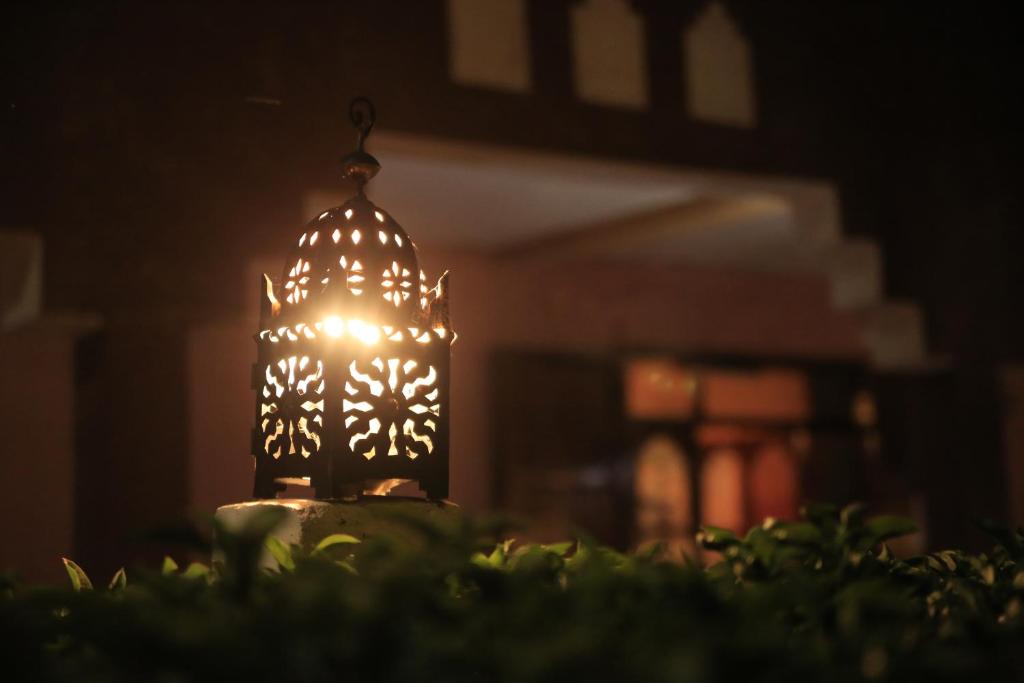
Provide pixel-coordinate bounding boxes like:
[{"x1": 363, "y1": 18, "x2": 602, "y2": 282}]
[
  {"x1": 341, "y1": 96, "x2": 381, "y2": 188},
  {"x1": 350, "y1": 96, "x2": 376, "y2": 151}
]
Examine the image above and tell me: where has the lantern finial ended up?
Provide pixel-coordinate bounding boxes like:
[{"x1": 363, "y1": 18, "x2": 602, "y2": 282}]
[{"x1": 341, "y1": 96, "x2": 381, "y2": 187}]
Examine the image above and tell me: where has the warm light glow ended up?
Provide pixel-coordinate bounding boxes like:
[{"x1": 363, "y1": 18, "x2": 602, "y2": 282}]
[
  {"x1": 253, "y1": 102, "x2": 455, "y2": 500},
  {"x1": 323, "y1": 315, "x2": 345, "y2": 337},
  {"x1": 257, "y1": 321, "x2": 447, "y2": 346},
  {"x1": 350, "y1": 361, "x2": 385, "y2": 396},
  {"x1": 343, "y1": 355, "x2": 441, "y2": 461},
  {"x1": 348, "y1": 319, "x2": 380, "y2": 345},
  {"x1": 264, "y1": 274, "x2": 281, "y2": 316},
  {"x1": 347, "y1": 259, "x2": 365, "y2": 296},
  {"x1": 259, "y1": 355, "x2": 324, "y2": 459}
]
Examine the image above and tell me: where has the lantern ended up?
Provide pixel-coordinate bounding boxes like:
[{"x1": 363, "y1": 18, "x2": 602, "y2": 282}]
[{"x1": 251, "y1": 98, "x2": 453, "y2": 500}]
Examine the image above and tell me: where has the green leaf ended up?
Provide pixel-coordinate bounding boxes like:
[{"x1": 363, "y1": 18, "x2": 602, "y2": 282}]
[
  {"x1": 974, "y1": 518, "x2": 1024, "y2": 559},
  {"x1": 62, "y1": 558, "x2": 93, "y2": 591},
  {"x1": 161, "y1": 556, "x2": 179, "y2": 575},
  {"x1": 265, "y1": 536, "x2": 295, "y2": 571},
  {"x1": 182, "y1": 562, "x2": 211, "y2": 580},
  {"x1": 312, "y1": 533, "x2": 361, "y2": 555},
  {"x1": 541, "y1": 542, "x2": 574, "y2": 557},
  {"x1": 335, "y1": 559, "x2": 358, "y2": 575},
  {"x1": 863, "y1": 516, "x2": 917, "y2": 545},
  {"x1": 802, "y1": 503, "x2": 839, "y2": 525},
  {"x1": 934, "y1": 551, "x2": 958, "y2": 572},
  {"x1": 107, "y1": 567, "x2": 127, "y2": 591},
  {"x1": 840, "y1": 502, "x2": 868, "y2": 529},
  {"x1": 697, "y1": 526, "x2": 739, "y2": 550},
  {"x1": 634, "y1": 541, "x2": 665, "y2": 562},
  {"x1": 772, "y1": 522, "x2": 823, "y2": 545},
  {"x1": 878, "y1": 543, "x2": 893, "y2": 563},
  {"x1": 487, "y1": 543, "x2": 506, "y2": 568}
]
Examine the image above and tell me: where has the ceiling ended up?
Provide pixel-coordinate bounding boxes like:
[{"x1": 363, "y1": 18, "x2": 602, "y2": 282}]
[{"x1": 304, "y1": 131, "x2": 839, "y2": 273}]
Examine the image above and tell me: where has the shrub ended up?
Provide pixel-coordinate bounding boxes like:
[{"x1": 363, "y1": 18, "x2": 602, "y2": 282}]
[{"x1": 2, "y1": 503, "x2": 1024, "y2": 682}]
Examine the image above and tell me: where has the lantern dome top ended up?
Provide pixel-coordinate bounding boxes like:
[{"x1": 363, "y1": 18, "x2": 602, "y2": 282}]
[
  {"x1": 258, "y1": 96, "x2": 450, "y2": 339},
  {"x1": 276, "y1": 193, "x2": 430, "y2": 327}
]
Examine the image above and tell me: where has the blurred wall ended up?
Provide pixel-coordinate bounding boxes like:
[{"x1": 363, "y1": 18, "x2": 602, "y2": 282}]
[{"x1": 0, "y1": 324, "x2": 77, "y2": 583}]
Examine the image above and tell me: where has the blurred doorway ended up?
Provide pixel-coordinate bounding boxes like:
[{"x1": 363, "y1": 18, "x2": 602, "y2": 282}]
[{"x1": 492, "y1": 351, "x2": 871, "y2": 555}]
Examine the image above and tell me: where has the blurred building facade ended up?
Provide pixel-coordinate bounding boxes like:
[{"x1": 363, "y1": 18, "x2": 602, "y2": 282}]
[{"x1": 1, "y1": 1, "x2": 1021, "y2": 579}]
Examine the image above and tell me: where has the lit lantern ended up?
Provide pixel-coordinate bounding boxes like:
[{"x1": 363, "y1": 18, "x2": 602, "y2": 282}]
[{"x1": 252, "y1": 98, "x2": 452, "y2": 500}]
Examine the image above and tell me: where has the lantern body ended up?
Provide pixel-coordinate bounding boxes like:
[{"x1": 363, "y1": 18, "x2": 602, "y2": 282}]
[{"x1": 252, "y1": 194, "x2": 452, "y2": 499}]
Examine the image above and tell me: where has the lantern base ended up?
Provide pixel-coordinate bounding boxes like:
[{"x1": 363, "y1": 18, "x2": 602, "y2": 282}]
[{"x1": 214, "y1": 497, "x2": 460, "y2": 567}]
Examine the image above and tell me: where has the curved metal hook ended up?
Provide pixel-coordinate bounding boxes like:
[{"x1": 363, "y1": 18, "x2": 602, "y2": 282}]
[{"x1": 349, "y1": 97, "x2": 376, "y2": 152}]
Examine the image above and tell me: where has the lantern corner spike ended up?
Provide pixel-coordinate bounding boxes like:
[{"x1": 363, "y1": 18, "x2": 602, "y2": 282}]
[{"x1": 252, "y1": 98, "x2": 453, "y2": 502}]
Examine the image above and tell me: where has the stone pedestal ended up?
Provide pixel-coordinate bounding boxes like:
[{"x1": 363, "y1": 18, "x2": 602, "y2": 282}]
[{"x1": 214, "y1": 497, "x2": 460, "y2": 567}]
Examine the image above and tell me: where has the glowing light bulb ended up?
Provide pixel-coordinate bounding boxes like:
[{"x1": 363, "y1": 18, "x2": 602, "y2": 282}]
[
  {"x1": 323, "y1": 315, "x2": 345, "y2": 337},
  {"x1": 348, "y1": 319, "x2": 380, "y2": 345}
]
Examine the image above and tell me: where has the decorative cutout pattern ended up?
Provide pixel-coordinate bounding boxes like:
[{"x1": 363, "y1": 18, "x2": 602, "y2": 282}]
[
  {"x1": 258, "y1": 321, "x2": 446, "y2": 344},
  {"x1": 343, "y1": 357, "x2": 440, "y2": 460},
  {"x1": 260, "y1": 356, "x2": 325, "y2": 459},
  {"x1": 345, "y1": 258, "x2": 365, "y2": 296},
  {"x1": 381, "y1": 261, "x2": 413, "y2": 307},
  {"x1": 284, "y1": 258, "x2": 311, "y2": 304},
  {"x1": 255, "y1": 191, "x2": 452, "y2": 499}
]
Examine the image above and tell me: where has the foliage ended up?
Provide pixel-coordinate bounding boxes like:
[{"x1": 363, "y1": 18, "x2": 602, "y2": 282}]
[{"x1": 2, "y1": 504, "x2": 1024, "y2": 682}]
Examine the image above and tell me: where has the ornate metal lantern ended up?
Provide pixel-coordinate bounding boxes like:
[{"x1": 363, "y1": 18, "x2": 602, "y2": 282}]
[{"x1": 252, "y1": 99, "x2": 452, "y2": 500}]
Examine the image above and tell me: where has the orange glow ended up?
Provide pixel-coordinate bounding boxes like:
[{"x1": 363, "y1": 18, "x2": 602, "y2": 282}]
[
  {"x1": 700, "y1": 449, "x2": 745, "y2": 532},
  {"x1": 348, "y1": 319, "x2": 380, "y2": 345},
  {"x1": 702, "y1": 369, "x2": 808, "y2": 420},
  {"x1": 263, "y1": 274, "x2": 281, "y2": 316},
  {"x1": 258, "y1": 320, "x2": 447, "y2": 346},
  {"x1": 625, "y1": 358, "x2": 695, "y2": 420},
  {"x1": 323, "y1": 316, "x2": 345, "y2": 337}
]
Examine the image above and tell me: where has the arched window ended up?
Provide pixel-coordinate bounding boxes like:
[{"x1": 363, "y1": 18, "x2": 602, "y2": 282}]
[
  {"x1": 570, "y1": 0, "x2": 649, "y2": 109},
  {"x1": 683, "y1": 2, "x2": 756, "y2": 127},
  {"x1": 634, "y1": 434, "x2": 692, "y2": 557},
  {"x1": 446, "y1": 0, "x2": 530, "y2": 92}
]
